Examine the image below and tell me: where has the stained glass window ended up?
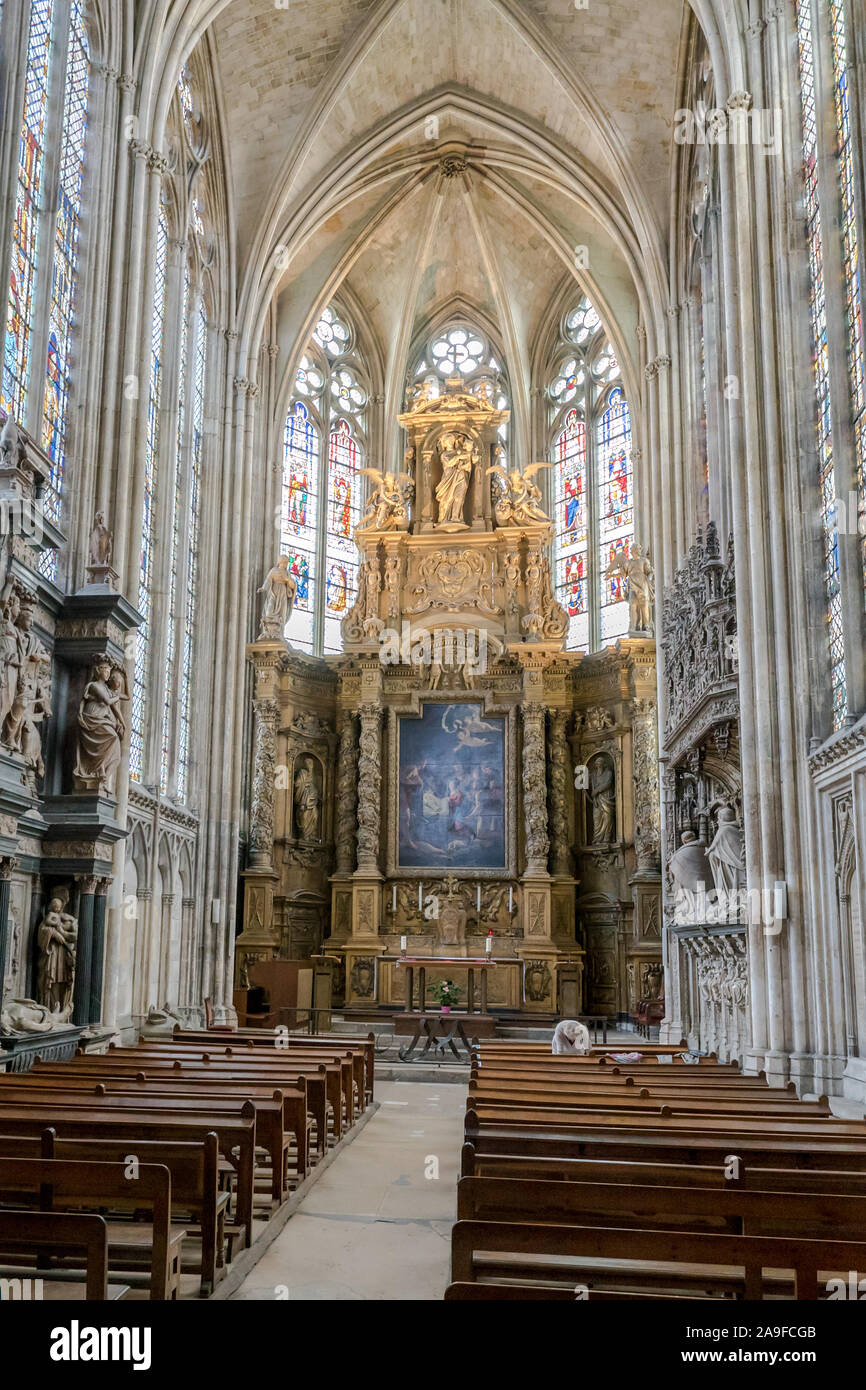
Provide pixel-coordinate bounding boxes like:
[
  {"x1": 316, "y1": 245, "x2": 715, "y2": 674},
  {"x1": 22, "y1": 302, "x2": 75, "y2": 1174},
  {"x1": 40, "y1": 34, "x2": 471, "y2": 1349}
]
[
  {"x1": 829, "y1": 0, "x2": 866, "y2": 594},
  {"x1": 552, "y1": 408, "x2": 589, "y2": 651},
  {"x1": 130, "y1": 206, "x2": 168, "y2": 782},
  {"x1": 281, "y1": 400, "x2": 320, "y2": 652},
  {"x1": 177, "y1": 302, "x2": 207, "y2": 802},
  {"x1": 2, "y1": 0, "x2": 53, "y2": 419},
  {"x1": 39, "y1": 0, "x2": 89, "y2": 580},
  {"x1": 159, "y1": 264, "x2": 190, "y2": 794},
  {"x1": 597, "y1": 387, "x2": 633, "y2": 643},
  {"x1": 283, "y1": 302, "x2": 371, "y2": 653},
  {"x1": 796, "y1": 0, "x2": 848, "y2": 727},
  {"x1": 324, "y1": 417, "x2": 361, "y2": 653},
  {"x1": 549, "y1": 298, "x2": 635, "y2": 652}
]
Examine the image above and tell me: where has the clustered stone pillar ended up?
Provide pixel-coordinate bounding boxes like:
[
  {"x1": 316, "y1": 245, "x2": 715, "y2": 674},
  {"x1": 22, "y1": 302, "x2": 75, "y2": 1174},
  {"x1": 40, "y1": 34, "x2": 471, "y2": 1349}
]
[
  {"x1": 335, "y1": 710, "x2": 358, "y2": 875},
  {"x1": 248, "y1": 696, "x2": 280, "y2": 872}
]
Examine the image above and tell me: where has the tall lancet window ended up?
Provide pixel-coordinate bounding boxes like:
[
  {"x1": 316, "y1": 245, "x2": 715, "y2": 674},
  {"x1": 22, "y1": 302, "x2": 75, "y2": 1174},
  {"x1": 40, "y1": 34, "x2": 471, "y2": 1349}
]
[
  {"x1": 281, "y1": 304, "x2": 368, "y2": 654},
  {"x1": 2, "y1": 0, "x2": 90, "y2": 579},
  {"x1": 41, "y1": 0, "x2": 89, "y2": 571},
  {"x1": 2, "y1": 0, "x2": 53, "y2": 419},
  {"x1": 548, "y1": 299, "x2": 634, "y2": 651},
  {"x1": 796, "y1": 0, "x2": 848, "y2": 727},
  {"x1": 130, "y1": 206, "x2": 168, "y2": 782}
]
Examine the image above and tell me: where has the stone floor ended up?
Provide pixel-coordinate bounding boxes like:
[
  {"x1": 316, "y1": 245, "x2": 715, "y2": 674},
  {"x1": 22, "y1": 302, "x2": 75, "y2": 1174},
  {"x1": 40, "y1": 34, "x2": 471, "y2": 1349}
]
[{"x1": 230, "y1": 1080, "x2": 467, "y2": 1301}]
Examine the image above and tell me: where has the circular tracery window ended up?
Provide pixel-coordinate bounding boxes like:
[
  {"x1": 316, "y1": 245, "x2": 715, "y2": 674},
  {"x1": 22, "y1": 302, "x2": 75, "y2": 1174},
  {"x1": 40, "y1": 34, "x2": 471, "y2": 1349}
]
[
  {"x1": 429, "y1": 326, "x2": 487, "y2": 376},
  {"x1": 313, "y1": 306, "x2": 351, "y2": 356}
]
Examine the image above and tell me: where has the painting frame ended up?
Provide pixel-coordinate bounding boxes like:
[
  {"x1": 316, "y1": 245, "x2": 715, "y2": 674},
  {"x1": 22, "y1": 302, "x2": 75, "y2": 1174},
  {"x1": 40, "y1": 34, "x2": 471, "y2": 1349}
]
[{"x1": 386, "y1": 695, "x2": 516, "y2": 879}]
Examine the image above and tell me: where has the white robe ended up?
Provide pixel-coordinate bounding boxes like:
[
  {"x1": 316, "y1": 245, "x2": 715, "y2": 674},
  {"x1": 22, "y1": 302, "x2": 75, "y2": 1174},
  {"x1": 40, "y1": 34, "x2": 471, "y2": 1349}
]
[{"x1": 552, "y1": 1020, "x2": 591, "y2": 1055}]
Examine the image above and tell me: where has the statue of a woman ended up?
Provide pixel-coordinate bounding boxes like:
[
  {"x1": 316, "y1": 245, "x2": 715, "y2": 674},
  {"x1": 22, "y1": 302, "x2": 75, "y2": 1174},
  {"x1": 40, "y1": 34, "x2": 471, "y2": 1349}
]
[
  {"x1": 257, "y1": 555, "x2": 298, "y2": 639},
  {"x1": 435, "y1": 432, "x2": 473, "y2": 526},
  {"x1": 589, "y1": 757, "x2": 616, "y2": 844},
  {"x1": 37, "y1": 898, "x2": 77, "y2": 1014},
  {"x1": 73, "y1": 660, "x2": 128, "y2": 794},
  {"x1": 293, "y1": 756, "x2": 321, "y2": 840}
]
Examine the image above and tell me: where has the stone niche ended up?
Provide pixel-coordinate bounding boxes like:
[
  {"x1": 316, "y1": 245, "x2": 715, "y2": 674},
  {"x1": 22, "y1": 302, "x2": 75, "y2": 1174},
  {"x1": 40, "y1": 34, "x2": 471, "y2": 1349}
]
[
  {"x1": 0, "y1": 413, "x2": 141, "y2": 1063},
  {"x1": 659, "y1": 522, "x2": 746, "y2": 1061}
]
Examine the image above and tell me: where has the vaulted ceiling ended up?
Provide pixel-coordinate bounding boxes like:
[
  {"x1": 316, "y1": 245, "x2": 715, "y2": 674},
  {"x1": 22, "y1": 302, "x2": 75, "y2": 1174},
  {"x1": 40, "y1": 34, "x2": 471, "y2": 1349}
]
[{"x1": 191, "y1": 0, "x2": 690, "y2": 419}]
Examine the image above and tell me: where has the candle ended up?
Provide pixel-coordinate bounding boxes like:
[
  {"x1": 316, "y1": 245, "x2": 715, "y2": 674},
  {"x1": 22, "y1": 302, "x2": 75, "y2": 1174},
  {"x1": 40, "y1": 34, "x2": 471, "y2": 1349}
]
[
  {"x1": 476, "y1": 883, "x2": 481, "y2": 912},
  {"x1": 392, "y1": 884, "x2": 397, "y2": 911},
  {"x1": 418, "y1": 882, "x2": 423, "y2": 909},
  {"x1": 508, "y1": 885, "x2": 513, "y2": 912},
  {"x1": 400, "y1": 935, "x2": 407, "y2": 953},
  {"x1": 485, "y1": 933, "x2": 492, "y2": 955}
]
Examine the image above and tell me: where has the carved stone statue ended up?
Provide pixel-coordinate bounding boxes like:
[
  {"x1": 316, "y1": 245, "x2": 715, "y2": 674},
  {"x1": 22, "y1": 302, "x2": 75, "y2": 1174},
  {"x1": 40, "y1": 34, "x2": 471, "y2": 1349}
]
[
  {"x1": 359, "y1": 468, "x2": 413, "y2": 531},
  {"x1": 140, "y1": 1001, "x2": 182, "y2": 1038},
  {"x1": 707, "y1": 805, "x2": 745, "y2": 900},
  {"x1": 487, "y1": 461, "x2": 552, "y2": 525},
  {"x1": 73, "y1": 659, "x2": 129, "y2": 794},
  {"x1": 88, "y1": 511, "x2": 113, "y2": 568},
  {"x1": 257, "y1": 555, "x2": 297, "y2": 640},
  {"x1": 668, "y1": 830, "x2": 713, "y2": 925},
  {"x1": 36, "y1": 897, "x2": 78, "y2": 1014},
  {"x1": 435, "y1": 431, "x2": 474, "y2": 526},
  {"x1": 588, "y1": 755, "x2": 616, "y2": 844},
  {"x1": 1, "y1": 591, "x2": 52, "y2": 782},
  {"x1": 293, "y1": 755, "x2": 321, "y2": 841},
  {"x1": 1, "y1": 997, "x2": 73, "y2": 1035},
  {"x1": 0, "y1": 412, "x2": 21, "y2": 472},
  {"x1": 605, "y1": 543, "x2": 654, "y2": 633}
]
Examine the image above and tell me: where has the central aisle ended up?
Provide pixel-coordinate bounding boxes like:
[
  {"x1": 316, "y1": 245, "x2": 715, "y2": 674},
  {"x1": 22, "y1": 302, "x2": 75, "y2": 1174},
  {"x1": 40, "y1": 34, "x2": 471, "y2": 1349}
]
[{"x1": 231, "y1": 1080, "x2": 467, "y2": 1301}]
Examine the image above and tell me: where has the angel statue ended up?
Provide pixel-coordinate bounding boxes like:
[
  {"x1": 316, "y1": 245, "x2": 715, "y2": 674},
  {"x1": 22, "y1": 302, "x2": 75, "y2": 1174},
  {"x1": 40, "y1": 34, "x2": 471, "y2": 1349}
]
[
  {"x1": 359, "y1": 467, "x2": 413, "y2": 531},
  {"x1": 486, "y1": 461, "x2": 552, "y2": 526}
]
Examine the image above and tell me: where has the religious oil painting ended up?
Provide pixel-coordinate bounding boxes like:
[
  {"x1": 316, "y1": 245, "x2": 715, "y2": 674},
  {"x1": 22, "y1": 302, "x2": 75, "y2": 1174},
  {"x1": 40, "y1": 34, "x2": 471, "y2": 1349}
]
[{"x1": 398, "y1": 702, "x2": 506, "y2": 869}]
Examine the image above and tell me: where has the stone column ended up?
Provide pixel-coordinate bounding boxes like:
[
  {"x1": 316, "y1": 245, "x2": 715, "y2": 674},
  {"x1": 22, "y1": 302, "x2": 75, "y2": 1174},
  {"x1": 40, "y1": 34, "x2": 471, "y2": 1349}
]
[
  {"x1": 345, "y1": 700, "x2": 384, "y2": 1008},
  {"x1": 0, "y1": 857, "x2": 17, "y2": 1010},
  {"x1": 72, "y1": 876, "x2": 98, "y2": 1027},
  {"x1": 521, "y1": 704, "x2": 550, "y2": 876},
  {"x1": 335, "y1": 710, "x2": 358, "y2": 874},
  {"x1": 248, "y1": 697, "x2": 279, "y2": 871},
  {"x1": 355, "y1": 702, "x2": 382, "y2": 875},
  {"x1": 88, "y1": 877, "x2": 110, "y2": 1026},
  {"x1": 548, "y1": 710, "x2": 571, "y2": 877}
]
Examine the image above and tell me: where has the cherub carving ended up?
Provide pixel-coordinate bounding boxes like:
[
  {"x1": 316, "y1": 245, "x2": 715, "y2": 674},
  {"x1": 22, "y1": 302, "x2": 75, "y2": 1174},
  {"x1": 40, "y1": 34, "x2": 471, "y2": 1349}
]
[
  {"x1": 359, "y1": 467, "x2": 414, "y2": 531},
  {"x1": 486, "y1": 461, "x2": 552, "y2": 525}
]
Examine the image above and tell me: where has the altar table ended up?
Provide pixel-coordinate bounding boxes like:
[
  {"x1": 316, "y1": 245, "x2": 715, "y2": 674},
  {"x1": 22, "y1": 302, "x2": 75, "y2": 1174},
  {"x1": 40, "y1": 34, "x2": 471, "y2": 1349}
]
[{"x1": 385, "y1": 955, "x2": 498, "y2": 1015}]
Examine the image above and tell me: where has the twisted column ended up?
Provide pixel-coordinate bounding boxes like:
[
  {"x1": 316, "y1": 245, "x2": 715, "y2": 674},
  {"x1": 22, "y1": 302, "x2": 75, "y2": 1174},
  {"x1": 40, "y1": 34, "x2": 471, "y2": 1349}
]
[
  {"x1": 547, "y1": 710, "x2": 571, "y2": 876},
  {"x1": 521, "y1": 703, "x2": 549, "y2": 875},
  {"x1": 335, "y1": 711, "x2": 358, "y2": 873},
  {"x1": 248, "y1": 698, "x2": 279, "y2": 871},
  {"x1": 356, "y1": 703, "x2": 382, "y2": 871}
]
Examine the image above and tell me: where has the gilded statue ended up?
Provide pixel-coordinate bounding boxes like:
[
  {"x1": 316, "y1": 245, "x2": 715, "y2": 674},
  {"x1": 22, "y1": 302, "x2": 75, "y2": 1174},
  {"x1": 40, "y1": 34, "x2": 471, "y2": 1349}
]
[
  {"x1": 293, "y1": 755, "x2": 321, "y2": 841},
  {"x1": 486, "y1": 461, "x2": 552, "y2": 525},
  {"x1": 359, "y1": 467, "x2": 413, "y2": 531},
  {"x1": 257, "y1": 555, "x2": 298, "y2": 639},
  {"x1": 435, "y1": 431, "x2": 475, "y2": 526}
]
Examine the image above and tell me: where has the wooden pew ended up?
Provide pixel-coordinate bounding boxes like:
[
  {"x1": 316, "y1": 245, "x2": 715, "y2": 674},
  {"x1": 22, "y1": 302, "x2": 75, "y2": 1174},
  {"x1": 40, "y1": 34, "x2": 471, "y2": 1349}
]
[
  {"x1": 172, "y1": 1029, "x2": 376, "y2": 1104},
  {"x1": 449, "y1": 1219, "x2": 866, "y2": 1299},
  {"x1": 0, "y1": 1105, "x2": 256, "y2": 1251},
  {"x1": 0, "y1": 1156, "x2": 183, "y2": 1299},
  {"x1": 0, "y1": 1209, "x2": 126, "y2": 1300}
]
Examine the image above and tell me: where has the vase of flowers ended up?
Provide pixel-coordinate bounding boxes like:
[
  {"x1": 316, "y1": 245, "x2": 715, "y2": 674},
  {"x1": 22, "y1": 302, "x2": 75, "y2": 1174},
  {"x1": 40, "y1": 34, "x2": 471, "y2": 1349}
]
[{"x1": 436, "y1": 979, "x2": 460, "y2": 1013}]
